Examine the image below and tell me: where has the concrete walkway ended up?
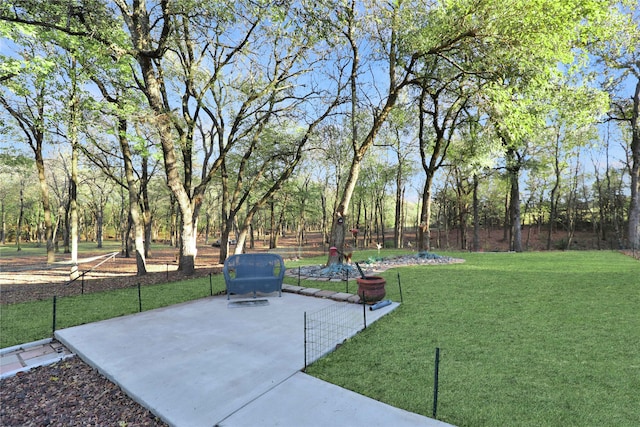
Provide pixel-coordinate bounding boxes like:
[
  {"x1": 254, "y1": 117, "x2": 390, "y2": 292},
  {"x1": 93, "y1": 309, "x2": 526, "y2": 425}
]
[{"x1": 52, "y1": 293, "x2": 452, "y2": 427}]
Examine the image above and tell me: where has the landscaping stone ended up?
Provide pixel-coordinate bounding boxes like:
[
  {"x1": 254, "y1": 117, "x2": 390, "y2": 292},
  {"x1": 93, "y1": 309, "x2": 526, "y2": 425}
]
[{"x1": 286, "y1": 252, "x2": 464, "y2": 280}]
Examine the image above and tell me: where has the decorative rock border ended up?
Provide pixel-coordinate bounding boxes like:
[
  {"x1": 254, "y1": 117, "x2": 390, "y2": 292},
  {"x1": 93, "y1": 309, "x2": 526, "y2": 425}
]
[
  {"x1": 285, "y1": 253, "x2": 465, "y2": 280},
  {"x1": 282, "y1": 252, "x2": 465, "y2": 304},
  {"x1": 282, "y1": 284, "x2": 362, "y2": 304}
]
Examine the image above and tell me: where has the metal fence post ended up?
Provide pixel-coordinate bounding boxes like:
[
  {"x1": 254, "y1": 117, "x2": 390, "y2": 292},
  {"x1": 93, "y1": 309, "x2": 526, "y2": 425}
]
[
  {"x1": 346, "y1": 269, "x2": 349, "y2": 294},
  {"x1": 433, "y1": 347, "x2": 440, "y2": 419},
  {"x1": 303, "y1": 311, "x2": 307, "y2": 371},
  {"x1": 52, "y1": 295, "x2": 57, "y2": 336},
  {"x1": 361, "y1": 291, "x2": 367, "y2": 329}
]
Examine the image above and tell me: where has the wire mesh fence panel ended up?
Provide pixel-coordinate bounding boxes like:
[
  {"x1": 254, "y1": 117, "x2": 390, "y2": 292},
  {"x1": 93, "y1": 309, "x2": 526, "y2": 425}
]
[{"x1": 305, "y1": 302, "x2": 365, "y2": 367}]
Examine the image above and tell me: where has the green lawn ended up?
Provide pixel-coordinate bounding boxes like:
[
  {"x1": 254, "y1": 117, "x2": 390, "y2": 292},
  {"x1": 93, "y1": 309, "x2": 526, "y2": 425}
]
[
  {"x1": 299, "y1": 251, "x2": 640, "y2": 427},
  {"x1": 2, "y1": 249, "x2": 638, "y2": 426}
]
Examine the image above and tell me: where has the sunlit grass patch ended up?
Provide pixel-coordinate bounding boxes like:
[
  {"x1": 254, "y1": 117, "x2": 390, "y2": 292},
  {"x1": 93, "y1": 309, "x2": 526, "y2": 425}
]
[{"x1": 304, "y1": 251, "x2": 640, "y2": 427}]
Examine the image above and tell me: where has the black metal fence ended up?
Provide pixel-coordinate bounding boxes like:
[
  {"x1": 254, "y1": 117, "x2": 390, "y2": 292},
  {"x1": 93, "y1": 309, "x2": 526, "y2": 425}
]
[{"x1": 1, "y1": 273, "x2": 226, "y2": 349}]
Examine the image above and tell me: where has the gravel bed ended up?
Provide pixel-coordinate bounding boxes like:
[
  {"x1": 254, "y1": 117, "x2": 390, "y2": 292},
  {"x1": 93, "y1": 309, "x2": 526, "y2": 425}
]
[{"x1": 290, "y1": 252, "x2": 465, "y2": 279}]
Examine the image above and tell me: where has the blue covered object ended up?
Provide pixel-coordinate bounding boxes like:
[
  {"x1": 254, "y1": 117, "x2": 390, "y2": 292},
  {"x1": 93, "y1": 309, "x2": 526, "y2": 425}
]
[{"x1": 223, "y1": 253, "x2": 285, "y2": 299}]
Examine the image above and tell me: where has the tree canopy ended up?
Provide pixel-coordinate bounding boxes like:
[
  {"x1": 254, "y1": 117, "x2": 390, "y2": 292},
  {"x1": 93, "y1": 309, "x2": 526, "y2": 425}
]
[{"x1": 1, "y1": 0, "x2": 638, "y2": 264}]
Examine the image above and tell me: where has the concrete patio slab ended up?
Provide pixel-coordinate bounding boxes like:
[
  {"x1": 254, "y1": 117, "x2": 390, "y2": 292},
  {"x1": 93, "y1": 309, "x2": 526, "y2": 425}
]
[{"x1": 55, "y1": 293, "x2": 451, "y2": 427}]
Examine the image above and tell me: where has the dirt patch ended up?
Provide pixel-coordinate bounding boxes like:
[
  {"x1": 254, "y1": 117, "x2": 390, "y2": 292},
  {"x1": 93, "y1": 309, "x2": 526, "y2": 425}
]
[
  {"x1": 0, "y1": 232, "x2": 331, "y2": 304},
  {"x1": 0, "y1": 244, "x2": 224, "y2": 305}
]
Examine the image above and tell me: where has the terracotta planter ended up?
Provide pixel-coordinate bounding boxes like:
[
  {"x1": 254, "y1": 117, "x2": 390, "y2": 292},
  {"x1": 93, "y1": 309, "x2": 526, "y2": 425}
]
[{"x1": 356, "y1": 276, "x2": 386, "y2": 304}]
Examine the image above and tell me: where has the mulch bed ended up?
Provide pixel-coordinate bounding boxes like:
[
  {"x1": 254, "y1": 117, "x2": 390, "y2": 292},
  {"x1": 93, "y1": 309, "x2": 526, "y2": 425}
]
[{"x1": 0, "y1": 357, "x2": 168, "y2": 426}]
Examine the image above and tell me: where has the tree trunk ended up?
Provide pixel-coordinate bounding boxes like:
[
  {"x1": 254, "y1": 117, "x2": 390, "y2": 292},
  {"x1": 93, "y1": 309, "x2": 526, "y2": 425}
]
[
  {"x1": 297, "y1": 178, "x2": 309, "y2": 247},
  {"x1": 327, "y1": 1, "x2": 405, "y2": 265},
  {"x1": 416, "y1": 88, "x2": 452, "y2": 252},
  {"x1": 566, "y1": 161, "x2": 580, "y2": 249},
  {"x1": 269, "y1": 201, "x2": 277, "y2": 250},
  {"x1": 17, "y1": 180, "x2": 24, "y2": 251},
  {"x1": 628, "y1": 79, "x2": 640, "y2": 250},
  {"x1": 503, "y1": 191, "x2": 509, "y2": 242},
  {"x1": 547, "y1": 133, "x2": 561, "y2": 250},
  {"x1": 204, "y1": 213, "x2": 211, "y2": 245},
  {"x1": 378, "y1": 195, "x2": 386, "y2": 249},
  {"x1": 329, "y1": 155, "x2": 363, "y2": 264},
  {"x1": 1, "y1": 200, "x2": 5, "y2": 244},
  {"x1": 33, "y1": 145, "x2": 55, "y2": 263},
  {"x1": 393, "y1": 182, "x2": 402, "y2": 249},
  {"x1": 136, "y1": 48, "x2": 198, "y2": 274},
  {"x1": 472, "y1": 174, "x2": 480, "y2": 252},
  {"x1": 169, "y1": 195, "x2": 178, "y2": 248},
  {"x1": 507, "y1": 150, "x2": 523, "y2": 252},
  {"x1": 63, "y1": 197, "x2": 70, "y2": 254},
  {"x1": 400, "y1": 186, "x2": 406, "y2": 247},
  {"x1": 141, "y1": 156, "x2": 152, "y2": 259},
  {"x1": 69, "y1": 64, "x2": 80, "y2": 280},
  {"x1": 177, "y1": 221, "x2": 197, "y2": 273},
  {"x1": 417, "y1": 175, "x2": 434, "y2": 251},
  {"x1": 328, "y1": 5, "x2": 360, "y2": 265},
  {"x1": 321, "y1": 190, "x2": 328, "y2": 247},
  {"x1": 70, "y1": 141, "x2": 79, "y2": 278},
  {"x1": 118, "y1": 118, "x2": 147, "y2": 275},
  {"x1": 2, "y1": 82, "x2": 54, "y2": 261},
  {"x1": 455, "y1": 177, "x2": 469, "y2": 251},
  {"x1": 275, "y1": 201, "x2": 287, "y2": 248},
  {"x1": 394, "y1": 167, "x2": 403, "y2": 248},
  {"x1": 96, "y1": 205, "x2": 103, "y2": 249},
  {"x1": 362, "y1": 199, "x2": 367, "y2": 249}
]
